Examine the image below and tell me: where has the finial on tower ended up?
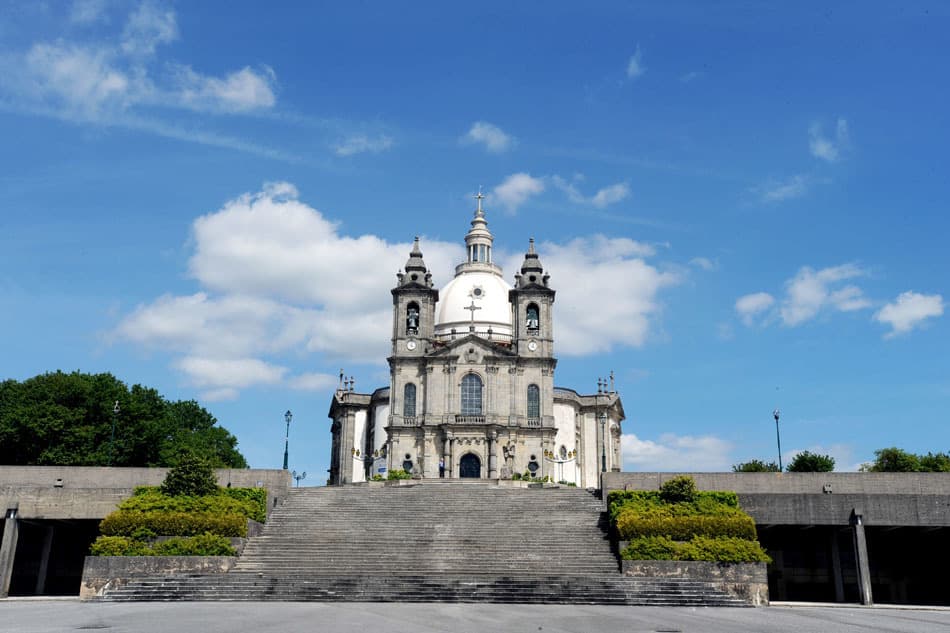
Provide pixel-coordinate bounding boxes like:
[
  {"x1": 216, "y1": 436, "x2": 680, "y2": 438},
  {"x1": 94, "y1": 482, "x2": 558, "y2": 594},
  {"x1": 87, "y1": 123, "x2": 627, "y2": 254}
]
[
  {"x1": 474, "y1": 187, "x2": 485, "y2": 217},
  {"x1": 528, "y1": 237, "x2": 536, "y2": 254}
]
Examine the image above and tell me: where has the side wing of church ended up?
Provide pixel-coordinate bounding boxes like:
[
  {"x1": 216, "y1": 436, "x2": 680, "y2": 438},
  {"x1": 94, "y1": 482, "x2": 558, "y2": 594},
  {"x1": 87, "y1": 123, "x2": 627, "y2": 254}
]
[{"x1": 328, "y1": 199, "x2": 624, "y2": 487}]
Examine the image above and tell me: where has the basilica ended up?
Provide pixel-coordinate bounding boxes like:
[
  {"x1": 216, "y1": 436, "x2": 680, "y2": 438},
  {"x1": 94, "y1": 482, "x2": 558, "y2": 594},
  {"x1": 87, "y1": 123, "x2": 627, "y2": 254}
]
[{"x1": 328, "y1": 197, "x2": 624, "y2": 486}]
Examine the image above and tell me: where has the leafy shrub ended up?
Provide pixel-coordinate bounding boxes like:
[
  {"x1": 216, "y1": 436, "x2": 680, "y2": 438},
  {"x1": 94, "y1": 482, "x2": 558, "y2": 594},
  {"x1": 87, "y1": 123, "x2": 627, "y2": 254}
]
[
  {"x1": 99, "y1": 511, "x2": 247, "y2": 537},
  {"x1": 89, "y1": 536, "x2": 149, "y2": 556},
  {"x1": 621, "y1": 536, "x2": 770, "y2": 563},
  {"x1": 607, "y1": 490, "x2": 740, "y2": 523},
  {"x1": 151, "y1": 533, "x2": 236, "y2": 556},
  {"x1": 615, "y1": 513, "x2": 757, "y2": 541},
  {"x1": 659, "y1": 475, "x2": 698, "y2": 504},
  {"x1": 89, "y1": 533, "x2": 236, "y2": 556},
  {"x1": 387, "y1": 469, "x2": 411, "y2": 480},
  {"x1": 370, "y1": 474, "x2": 384, "y2": 481},
  {"x1": 125, "y1": 487, "x2": 265, "y2": 523},
  {"x1": 160, "y1": 453, "x2": 218, "y2": 497},
  {"x1": 558, "y1": 480, "x2": 577, "y2": 487},
  {"x1": 512, "y1": 472, "x2": 522, "y2": 480}
]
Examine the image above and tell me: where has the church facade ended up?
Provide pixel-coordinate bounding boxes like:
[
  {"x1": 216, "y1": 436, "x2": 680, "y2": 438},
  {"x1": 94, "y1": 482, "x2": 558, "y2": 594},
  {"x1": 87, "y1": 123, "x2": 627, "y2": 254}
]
[{"x1": 328, "y1": 199, "x2": 624, "y2": 486}]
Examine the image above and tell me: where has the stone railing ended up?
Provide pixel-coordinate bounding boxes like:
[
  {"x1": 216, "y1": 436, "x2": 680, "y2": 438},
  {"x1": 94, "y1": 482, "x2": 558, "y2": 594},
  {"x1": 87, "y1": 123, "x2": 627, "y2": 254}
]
[
  {"x1": 399, "y1": 416, "x2": 420, "y2": 426},
  {"x1": 454, "y1": 415, "x2": 486, "y2": 424},
  {"x1": 525, "y1": 418, "x2": 541, "y2": 428}
]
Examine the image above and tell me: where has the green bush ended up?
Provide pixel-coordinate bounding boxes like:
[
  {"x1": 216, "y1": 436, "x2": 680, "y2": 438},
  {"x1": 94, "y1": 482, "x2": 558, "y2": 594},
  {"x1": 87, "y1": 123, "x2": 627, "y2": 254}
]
[
  {"x1": 99, "y1": 511, "x2": 247, "y2": 537},
  {"x1": 512, "y1": 472, "x2": 522, "y2": 480},
  {"x1": 607, "y1": 490, "x2": 740, "y2": 523},
  {"x1": 616, "y1": 513, "x2": 757, "y2": 541},
  {"x1": 160, "y1": 453, "x2": 219, "y2": 497},
  {"x1": 89, "y1": 536, "x2": 149, "y2": 556},
  {"x1": 89, "y1": 533, "x2": 236, "y2": 556},
  {"x1": 659, "y1": 475, "x2": 698, "y2": 504},
  {"x1": 387, "y1": 469, "x2": 411, "y2": 480},
  {"x1": 151, "y1": 533, "x2": 236, "y2": 556},
  {"x1": 124, "y1": 487, "x2": 265, "y2": 523},
  {"x1": 621, "y1": 536, "x2": 770, "y2": 563}
]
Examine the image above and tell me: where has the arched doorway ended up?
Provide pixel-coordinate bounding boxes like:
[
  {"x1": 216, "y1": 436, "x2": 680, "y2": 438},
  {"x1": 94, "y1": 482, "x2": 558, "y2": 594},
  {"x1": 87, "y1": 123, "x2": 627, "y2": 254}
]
[{"x1": 459, "y1": 453, "x2": 481, "y2": 478}]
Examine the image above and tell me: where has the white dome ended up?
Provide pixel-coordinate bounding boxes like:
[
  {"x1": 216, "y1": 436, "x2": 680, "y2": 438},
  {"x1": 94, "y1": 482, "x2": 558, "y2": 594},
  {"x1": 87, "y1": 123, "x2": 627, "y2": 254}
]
[{"x1": 435, "y1": 270, "x2": 513, "y2": 337}]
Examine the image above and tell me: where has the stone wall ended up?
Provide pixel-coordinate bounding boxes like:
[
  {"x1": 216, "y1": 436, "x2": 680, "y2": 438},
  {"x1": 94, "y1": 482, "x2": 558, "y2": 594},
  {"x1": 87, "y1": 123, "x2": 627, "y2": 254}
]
[
  {"x1": 622, "y1": 560, "x2": 769, "y2": 606},
  {"x1": 603, "y1": 471, "x2": 950, "y2": 496},
  {"x1": 79, "y1": 556, "x2": 235, "y2": 600},
  {"x1": 0, "y1": 467, "x2": 291, "y2": 520}
]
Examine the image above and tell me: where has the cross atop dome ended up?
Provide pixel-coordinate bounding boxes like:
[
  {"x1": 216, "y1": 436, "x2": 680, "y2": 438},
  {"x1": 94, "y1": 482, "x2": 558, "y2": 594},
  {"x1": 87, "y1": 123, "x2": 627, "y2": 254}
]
[{"x1": 474, "y1": 187, "x2": 485, "y2": 217}]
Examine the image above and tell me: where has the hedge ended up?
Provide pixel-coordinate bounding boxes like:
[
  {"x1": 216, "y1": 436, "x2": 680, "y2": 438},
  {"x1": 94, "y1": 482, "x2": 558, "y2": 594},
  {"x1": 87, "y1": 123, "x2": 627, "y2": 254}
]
[
  {"x1": 99, "y1": 511, "x2": 247, "y2": 537},
  {"x1": 608, "y1": 491, "x2": 742, "y2": 523},
  {"x1": 621, "y1": 535, "x2": 771, "y2": 563},
  {"x1": 615, "y1": 513, "x2": 757, "y2": 541},
  {"x1": 89, "y1": 533, "x2": 236, "y2": 557},
  {"x1": 126, "y1": 487, "x2": 266, "y2": 523}
]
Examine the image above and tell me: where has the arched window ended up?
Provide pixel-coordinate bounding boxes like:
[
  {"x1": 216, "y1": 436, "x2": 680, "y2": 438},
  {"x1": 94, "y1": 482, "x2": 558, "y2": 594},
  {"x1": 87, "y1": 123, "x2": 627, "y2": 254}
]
[
  {"x1": 403, "y1": 383, "x2": 416, "y2": 417},
  {"x1": 406, "y1": 302, "x2": 420, "y2": 335},
  {"x1": 526, "y1": 303, "x2": 540, "y2": 333},
  {"x1": 460, "y1": 374, "x2": 483, "y2": 415},
  {"x1": 527, "y1": 384, "x2": 540, "y2": 418}
]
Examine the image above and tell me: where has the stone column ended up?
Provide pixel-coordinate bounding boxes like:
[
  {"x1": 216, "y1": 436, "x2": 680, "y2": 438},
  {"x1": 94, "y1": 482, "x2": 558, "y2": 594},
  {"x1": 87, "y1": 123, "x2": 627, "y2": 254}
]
[
  {"x1": 442, "y1": 432, "x2": 452, "y2": 479},
  {"x1": 0, "y1": 506, "x2": 19, "y2": 598},
  {"x1": 448, "y1": 435, "x2": 456, "y2": 478},
  {"x1": 851, "y1": 508, "x2": 873, "y2": 606},
  {"x1": 488, "y1": 431, "x2": 498, "y2": 479}
]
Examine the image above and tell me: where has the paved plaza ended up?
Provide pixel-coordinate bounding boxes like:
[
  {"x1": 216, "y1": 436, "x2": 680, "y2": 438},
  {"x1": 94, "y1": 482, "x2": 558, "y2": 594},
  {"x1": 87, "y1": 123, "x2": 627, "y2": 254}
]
[{"x1": 2, "y1": 600, "x2": 950, "y2": 633}]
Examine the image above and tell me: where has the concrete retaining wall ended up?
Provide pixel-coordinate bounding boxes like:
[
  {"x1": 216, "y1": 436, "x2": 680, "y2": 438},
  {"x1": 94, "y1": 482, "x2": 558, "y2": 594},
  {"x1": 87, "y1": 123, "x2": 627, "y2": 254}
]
[
  {"x1": 79, "y1": 556, "x2": 235, "y2": 600},
  {"x1": 622, "y1": 560, "x2": 769, "y2": 606},
  {"x1": 0, "y1": 467, "x2": 291, "y2": 520},
  {"x1": 603, "y1": 472, "x2": 950, "y2": 496}
]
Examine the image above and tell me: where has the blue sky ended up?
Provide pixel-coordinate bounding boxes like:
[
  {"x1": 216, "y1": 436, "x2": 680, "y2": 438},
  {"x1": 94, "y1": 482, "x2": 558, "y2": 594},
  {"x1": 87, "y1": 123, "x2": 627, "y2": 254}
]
[{"x1": 1, "y1": 1, "x2": 947, "y2": 480}]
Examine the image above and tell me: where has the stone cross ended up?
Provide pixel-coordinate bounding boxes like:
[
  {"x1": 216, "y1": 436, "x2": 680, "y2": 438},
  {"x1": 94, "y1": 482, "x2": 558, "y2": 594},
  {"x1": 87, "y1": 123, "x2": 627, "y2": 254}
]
[{"x1": 464, "y1": 300, "x2": 482, "y2": 331}]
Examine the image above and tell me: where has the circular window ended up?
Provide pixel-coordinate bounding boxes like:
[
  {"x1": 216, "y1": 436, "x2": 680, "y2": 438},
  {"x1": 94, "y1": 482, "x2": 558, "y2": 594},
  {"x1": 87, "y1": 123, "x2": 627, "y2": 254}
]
[
  {"x1": 402, "y1": 460, "x2": 413, "y2": 473},
  {"x1": 411, "y1": 273, "x2": 418, "y2": 280},
  {"x1": 530, "y1": 454, "x2": 537, "y2": 461},
  {"x1": 473, "y1": 287, "x2": 483, "y2": 297},
  {"x1": 527, "y1": 460, "x2": 539, "y2": 473},
  {"x1": 405, "y1": 453, "x2": 412, "y2": 460},
  {"x1": 529, "y1": 275, "x2": 537, "y2": 282}
]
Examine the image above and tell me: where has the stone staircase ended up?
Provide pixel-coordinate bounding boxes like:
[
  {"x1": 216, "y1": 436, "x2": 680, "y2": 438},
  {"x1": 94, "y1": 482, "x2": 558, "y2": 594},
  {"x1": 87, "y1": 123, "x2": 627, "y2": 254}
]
[{"x1": 95, "y1": 483, "x2": 749, "y2": 605}]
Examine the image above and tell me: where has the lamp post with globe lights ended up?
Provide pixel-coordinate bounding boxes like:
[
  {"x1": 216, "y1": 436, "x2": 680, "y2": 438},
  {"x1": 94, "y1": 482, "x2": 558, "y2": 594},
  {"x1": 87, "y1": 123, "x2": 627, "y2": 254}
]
[{"x1": 773, "y1": 409, "x2": 783, "y2": 471}]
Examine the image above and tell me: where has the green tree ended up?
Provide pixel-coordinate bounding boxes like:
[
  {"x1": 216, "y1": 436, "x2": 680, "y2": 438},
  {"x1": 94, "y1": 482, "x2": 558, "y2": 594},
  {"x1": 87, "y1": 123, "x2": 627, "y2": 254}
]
[
  {"x1": 160, "y1": 452, "x2": 220, "y2": 496},
  {"x1": 732, "y1": 459, "x2": 781, "y2": 473},
  {"x1": 659, "y1": 475, "x2": 698, "y2": 504},
  {"x1": 866, "y1": 447, "x2": 921, "y2": 472},
  {"x1": 918, "y1": 452, "x2": 950, "y2": 472},
  {"x1": 0, "y1": 371, "x2": 247, "y2": 467},
  {"x1": 786, "y1": 451, "x2": 835, "y2": 472}
]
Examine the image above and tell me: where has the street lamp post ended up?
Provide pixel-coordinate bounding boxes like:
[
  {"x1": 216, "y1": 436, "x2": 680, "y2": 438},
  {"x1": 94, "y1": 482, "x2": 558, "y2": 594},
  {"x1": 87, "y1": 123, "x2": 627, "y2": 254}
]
[
  {"x1": 292, "y1": 470, "x2": 307, "y2": 487},
  {"x1": 283, "y1": 410, "x2": 292, "y2": 470},
  {"x1": 773, "y1": 409, "x2": 783, "y2": 471},
  {"x1": 599, "y1": 412, "x2": 607, "y2": 473},
  {"x1": 109, "y1": 400, "x2": 120, "y2": 466}
]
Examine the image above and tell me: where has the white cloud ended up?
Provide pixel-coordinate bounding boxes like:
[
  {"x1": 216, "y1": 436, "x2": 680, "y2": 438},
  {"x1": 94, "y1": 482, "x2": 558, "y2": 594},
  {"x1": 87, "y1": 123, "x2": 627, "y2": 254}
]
[
  {"x1": 0, "y1": 1, "x2": 281, "y2": 152},
  {"x1": 689, "y1": 257, "x2": 717, "y2": 271},
  {"x1": 680, "y1": 71, "x2": 701, "y2": 83},
  {"x1": 288, "y1": 372, "x2": 340, "y2": 391},
  {"x1": 809, "y1": 118, "x2": 849, "y2": 163},
  {"x1": 462, "y1": 121, "x2": 514, "y2": 153},
  {"x1": 874, "y1": 291, "x2": 944, "y2": 338},
  {"x1": 523, "y1": 236, "x2": 677, "y2": 354},
  {"x1": 71, "y1": 0, "x2": 109, "y2": 25},
  {"x1": 121, "y1": 0, "x2": 178, "y2": 57},
  {"x1": 20, "y1": 42, "x2": 138, "y2": 118},
  {"x1": 780, "y1": 263, "x2": 870, "y2": 326},
  {"x1": 621, "y1": 433, "x2": 733, "y2": 471},
  {"x1": 491, "y1": 173, "x2": 545, "y2": 213},
  {"x1": 626, "y1": 45, "x2": 646, "y2": 79},
  {"x1": 334, "y1": 133, "x2": 394, "y2": 156},
  {"x1": 735, "y1": 292, "x2": 775, "y2": 326},
  {"x1": 590, "y1": 183, "x2": 631, "y2": 208},
  {"x1": 174, "y1": 65, "x2": 276, "y2": 112},
  {"x1": 552, "y1": 176, "x2": 630, "y2": 208},
  {"x1": 756, "y1": 174, "x2": 809, "y2": 203},
  {"x1": 174, "y1": 356, "x2": 287, "y2": 390}
]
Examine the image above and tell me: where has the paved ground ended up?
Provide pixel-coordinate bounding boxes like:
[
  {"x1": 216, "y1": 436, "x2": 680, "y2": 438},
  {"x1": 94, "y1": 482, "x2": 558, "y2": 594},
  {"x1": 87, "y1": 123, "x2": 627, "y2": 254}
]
[{"x1": 2, "y1": 600, "x2": 950, "y2": 633}]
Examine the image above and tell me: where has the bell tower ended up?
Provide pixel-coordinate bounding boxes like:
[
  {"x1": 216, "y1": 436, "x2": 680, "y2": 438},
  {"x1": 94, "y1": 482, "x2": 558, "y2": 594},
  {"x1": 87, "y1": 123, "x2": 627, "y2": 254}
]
[
  {"x1": 509, "y1": 238, "x2": 556, "y2": 358},
  {"x1": 392, "y1": 237, "x2": 438, "y2": 355}
]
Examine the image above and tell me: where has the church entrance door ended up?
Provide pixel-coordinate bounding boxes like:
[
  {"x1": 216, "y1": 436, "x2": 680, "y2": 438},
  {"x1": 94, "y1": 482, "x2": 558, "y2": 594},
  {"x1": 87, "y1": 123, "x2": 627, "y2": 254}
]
[{"x1": 459, "y1": 454, "x2": 481, "y2": 478}]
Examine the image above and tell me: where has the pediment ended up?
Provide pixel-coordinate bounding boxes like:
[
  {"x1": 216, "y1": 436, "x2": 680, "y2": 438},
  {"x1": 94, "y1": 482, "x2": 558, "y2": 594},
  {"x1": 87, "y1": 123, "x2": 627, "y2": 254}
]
[{"x1": 428, "y1": 333, "x2": 517, "y2": 359}]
